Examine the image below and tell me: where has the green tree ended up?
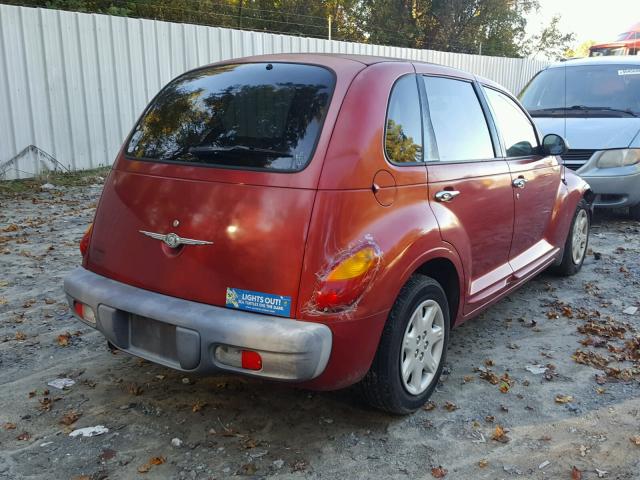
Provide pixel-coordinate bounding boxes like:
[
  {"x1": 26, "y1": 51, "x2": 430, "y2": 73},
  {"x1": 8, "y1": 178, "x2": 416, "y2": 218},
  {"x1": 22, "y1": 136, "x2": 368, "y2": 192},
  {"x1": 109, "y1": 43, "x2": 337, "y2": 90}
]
[
  {"x1": 520, "y1": 14, "x2": 576, "y2": 60},
  {"x1": 6, "y1": 0, "x2": 574, "y2": 59}
]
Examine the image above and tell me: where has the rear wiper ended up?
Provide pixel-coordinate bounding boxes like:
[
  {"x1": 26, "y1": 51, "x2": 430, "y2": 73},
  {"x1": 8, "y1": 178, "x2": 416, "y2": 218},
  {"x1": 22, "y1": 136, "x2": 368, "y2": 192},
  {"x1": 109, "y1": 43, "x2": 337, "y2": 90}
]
[{"x1": 189, "y1": 145, "x2": 292, "y2": 157}]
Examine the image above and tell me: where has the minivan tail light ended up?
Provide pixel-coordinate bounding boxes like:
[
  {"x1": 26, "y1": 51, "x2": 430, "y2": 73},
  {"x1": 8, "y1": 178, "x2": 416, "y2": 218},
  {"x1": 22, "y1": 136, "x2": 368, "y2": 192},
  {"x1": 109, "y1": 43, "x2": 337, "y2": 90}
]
[
  {"x1": 79, "y1": 223, "x2": 93, "y2": 257},
  {"x1": 310, "y1": 243, "x2": 381, "y2": 314}
]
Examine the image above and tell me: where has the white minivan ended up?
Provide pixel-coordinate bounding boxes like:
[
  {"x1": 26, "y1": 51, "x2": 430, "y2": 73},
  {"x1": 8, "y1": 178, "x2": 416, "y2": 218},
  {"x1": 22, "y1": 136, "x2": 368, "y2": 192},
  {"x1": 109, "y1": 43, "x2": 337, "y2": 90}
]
[{"x1": 520, "y1": 56, "x2": 640, "y2": 219}]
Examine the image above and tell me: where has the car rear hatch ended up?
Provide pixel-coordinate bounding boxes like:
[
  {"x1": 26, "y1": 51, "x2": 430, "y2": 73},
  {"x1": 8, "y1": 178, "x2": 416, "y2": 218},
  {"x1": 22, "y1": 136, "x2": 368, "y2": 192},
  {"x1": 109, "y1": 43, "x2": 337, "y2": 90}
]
[{"x1": 85, "y1": 59, "x2": 360, "y2": 316}]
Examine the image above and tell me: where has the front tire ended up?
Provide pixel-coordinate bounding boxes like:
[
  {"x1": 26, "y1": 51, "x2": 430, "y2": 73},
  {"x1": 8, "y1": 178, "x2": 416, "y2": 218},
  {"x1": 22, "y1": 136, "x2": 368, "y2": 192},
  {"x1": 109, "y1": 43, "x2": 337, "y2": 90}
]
[
  {"x1": 552, "y1": 198, "x2": 590, "y2": 276},
  {"x1": 359, "y1": 275, "x2": 450, "y2": 414}
]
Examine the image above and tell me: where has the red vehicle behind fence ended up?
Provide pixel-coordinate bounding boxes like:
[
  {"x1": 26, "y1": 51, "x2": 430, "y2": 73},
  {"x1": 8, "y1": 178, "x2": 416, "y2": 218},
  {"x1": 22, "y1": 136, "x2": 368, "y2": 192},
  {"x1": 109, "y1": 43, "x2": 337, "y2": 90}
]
[
  {"x1": 64, "y1": 54, "x2": 592, "y2": 413},
  {"x1": 590, "y1": 23, "x2": 640, "y2": 56}
]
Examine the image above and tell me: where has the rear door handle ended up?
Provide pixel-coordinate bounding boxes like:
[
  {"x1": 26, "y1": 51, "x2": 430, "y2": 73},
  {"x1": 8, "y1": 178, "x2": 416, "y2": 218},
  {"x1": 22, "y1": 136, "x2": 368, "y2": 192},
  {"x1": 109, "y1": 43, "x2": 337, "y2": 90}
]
[
  {"x1": 435, "y1": 190, "x2": 461, "y2": 202},
  {"x1": 512, "y1": 177, "x2": 528, "y2": 189}
]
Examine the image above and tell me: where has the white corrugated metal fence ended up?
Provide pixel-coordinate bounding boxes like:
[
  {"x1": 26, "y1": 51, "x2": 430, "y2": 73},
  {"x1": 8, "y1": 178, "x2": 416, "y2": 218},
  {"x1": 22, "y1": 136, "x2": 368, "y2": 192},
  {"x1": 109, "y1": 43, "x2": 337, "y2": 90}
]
[{"x1": 0, "y1": 4, "x2": 549, "y2": 179}]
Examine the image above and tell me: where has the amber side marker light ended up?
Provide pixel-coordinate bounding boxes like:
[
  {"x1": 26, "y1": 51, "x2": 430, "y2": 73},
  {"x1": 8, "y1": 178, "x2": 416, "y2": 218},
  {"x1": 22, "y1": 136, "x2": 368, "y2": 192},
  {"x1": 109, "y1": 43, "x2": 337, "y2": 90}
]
[
  {"x1": 79, "y1": 223, "x2": 93, "y2": 257},
  {"x1": 314, "y1": 246, "x2": 381, "y2": 313}
]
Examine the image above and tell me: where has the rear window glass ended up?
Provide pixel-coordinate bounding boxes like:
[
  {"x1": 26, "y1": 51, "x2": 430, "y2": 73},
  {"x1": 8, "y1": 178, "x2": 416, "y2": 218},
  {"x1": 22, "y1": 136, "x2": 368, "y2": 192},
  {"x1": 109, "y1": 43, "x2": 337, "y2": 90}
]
[{"x1": 126, "y1": 63, "x2": 335, "y2": 172}]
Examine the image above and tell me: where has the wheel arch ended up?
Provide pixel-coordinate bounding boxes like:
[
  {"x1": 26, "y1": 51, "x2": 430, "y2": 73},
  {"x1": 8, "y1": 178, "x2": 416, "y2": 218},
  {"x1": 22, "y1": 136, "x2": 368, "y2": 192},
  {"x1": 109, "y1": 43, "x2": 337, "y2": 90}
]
[
  {"x1": 393, "y1": 246, "x2": 465, "y2": 329},
  {"x1": 414, "y1": 257, "x2": 461, "y2": 329}
]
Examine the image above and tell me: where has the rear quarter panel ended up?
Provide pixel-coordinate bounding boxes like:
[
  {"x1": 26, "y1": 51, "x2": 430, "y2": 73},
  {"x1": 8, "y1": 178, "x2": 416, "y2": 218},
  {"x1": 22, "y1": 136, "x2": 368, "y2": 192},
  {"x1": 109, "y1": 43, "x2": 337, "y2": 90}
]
[
  {"x1": 298, "y1": 62, "x2": 465, "y2": 389},
  {"x1": 546, "y1": 168, "x2": 592, "y2": 251}
]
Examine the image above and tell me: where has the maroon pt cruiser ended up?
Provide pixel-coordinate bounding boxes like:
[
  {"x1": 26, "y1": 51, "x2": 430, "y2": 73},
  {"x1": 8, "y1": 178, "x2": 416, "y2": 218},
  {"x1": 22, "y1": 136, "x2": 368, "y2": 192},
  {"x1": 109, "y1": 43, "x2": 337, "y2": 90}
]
[{"x1": 65, "y1": 54, "x2": 592, "y2": 413}]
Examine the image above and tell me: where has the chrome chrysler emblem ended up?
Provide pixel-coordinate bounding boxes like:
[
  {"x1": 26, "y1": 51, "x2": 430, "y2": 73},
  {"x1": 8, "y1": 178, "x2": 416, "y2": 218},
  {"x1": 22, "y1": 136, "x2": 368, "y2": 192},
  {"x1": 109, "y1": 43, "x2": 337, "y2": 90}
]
[{"x1": 139, "y1": 230, "x2": 213, "y2": 248}]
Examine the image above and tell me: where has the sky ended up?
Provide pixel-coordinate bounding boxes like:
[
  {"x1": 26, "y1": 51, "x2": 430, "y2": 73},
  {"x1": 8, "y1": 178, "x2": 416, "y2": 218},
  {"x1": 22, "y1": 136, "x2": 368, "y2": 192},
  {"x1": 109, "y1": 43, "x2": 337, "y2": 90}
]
[{"x1": 526, "y1": 0, "x2": 640, "y2": 48}]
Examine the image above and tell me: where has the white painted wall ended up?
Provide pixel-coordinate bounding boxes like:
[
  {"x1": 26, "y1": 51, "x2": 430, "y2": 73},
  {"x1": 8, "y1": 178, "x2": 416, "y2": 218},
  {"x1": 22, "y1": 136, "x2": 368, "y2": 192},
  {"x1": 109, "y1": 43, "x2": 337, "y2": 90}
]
[{"x1": 0, "y1": 4, "x2": 549, "y2": 179}]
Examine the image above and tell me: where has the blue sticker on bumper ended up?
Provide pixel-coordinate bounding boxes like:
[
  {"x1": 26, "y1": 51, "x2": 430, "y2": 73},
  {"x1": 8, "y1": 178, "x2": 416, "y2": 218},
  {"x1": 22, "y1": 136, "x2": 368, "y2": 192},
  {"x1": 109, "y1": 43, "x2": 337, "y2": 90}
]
[{"x1": 226, "y1": 288, "x2": 292, "y2": 318}]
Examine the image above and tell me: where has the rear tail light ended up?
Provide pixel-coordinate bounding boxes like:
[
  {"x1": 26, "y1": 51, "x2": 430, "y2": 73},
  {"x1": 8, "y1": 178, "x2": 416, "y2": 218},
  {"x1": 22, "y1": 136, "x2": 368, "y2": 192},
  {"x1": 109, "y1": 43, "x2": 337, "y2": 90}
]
[
  {"x1": 215, "y1": 346, "x2": 263, "y2": 371},
  {"x1": 73, "y1": 300, "x2": 96, "y2": 324},
  {"x1": 79, "y1": 223, "x2": 93, "y2": 257},
  {"x1": 311, "y1": 244, "x2": 381, "y2": 313}
]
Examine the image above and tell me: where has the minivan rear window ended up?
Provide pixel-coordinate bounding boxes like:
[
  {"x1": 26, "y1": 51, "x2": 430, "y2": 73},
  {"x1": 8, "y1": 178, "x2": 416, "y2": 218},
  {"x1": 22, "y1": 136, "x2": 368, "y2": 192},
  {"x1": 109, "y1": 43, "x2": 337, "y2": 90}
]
[{"x1": 126, "y1": 63, "x2": 335, "y2": 172}]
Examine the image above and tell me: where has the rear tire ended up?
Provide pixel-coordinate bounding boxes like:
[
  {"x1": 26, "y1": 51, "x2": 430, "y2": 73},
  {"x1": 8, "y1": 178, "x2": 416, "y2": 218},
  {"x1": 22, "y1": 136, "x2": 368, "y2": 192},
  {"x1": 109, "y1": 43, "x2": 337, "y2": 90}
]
[
  {"x1": 552, "y1": 198, "x2": 590, "y2": 276},
  {"x1": 359, "y1": 275, "x2": 450, "y2": 414},
  {"x1": 630, "y1": 204, "x2": 640, "y2": 221}
]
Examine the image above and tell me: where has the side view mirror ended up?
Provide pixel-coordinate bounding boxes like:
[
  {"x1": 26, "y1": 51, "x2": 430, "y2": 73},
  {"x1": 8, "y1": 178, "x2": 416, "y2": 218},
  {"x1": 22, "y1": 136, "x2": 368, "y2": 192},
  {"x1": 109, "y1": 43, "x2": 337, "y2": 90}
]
[{"x1": 542, "y1": 133, "x2": 568, "y2": 156}]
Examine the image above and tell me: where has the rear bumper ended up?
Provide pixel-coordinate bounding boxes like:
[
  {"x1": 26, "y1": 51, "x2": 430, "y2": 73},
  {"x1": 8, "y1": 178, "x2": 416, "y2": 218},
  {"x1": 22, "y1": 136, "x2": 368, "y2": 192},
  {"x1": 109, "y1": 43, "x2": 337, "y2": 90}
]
[{"x1": 63, "y1": 267, "x2": 332, "y2": 381}]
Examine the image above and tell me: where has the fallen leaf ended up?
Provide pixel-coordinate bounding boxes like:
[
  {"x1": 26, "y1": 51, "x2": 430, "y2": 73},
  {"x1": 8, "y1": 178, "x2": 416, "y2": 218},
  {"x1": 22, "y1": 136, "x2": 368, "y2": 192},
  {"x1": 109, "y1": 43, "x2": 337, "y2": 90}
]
[
  {"x1": 491, "y1": 425, "x2": 510, "y2": 443},
  {"x1": 291, "y1": 459, "x2": 307, "y2": 472},
  {"x1": 571, "y1": 466, "x2": 582, "y2": 480},
  {"x1": 3, "y1": 422, "x2": 16, "y2": 430},
  {"x1": 431, "y1": 466, "x2": 448, "y2": 478},
  {"x1": 422, "y1": 401, "x2": 436, "y2": 411},
  {"x1": 244, "y1": 437, "x2": 259, "y2": 449},
  {"x1": 150, "y1": 456, "x2": 166, "y2": 465},
  {"x1": 463, "y1": 375, "x2": 474, "y2": 383},
  {"x1": 479, "y1": 370, "x2": 499, "y2": 385},
  {"x1": 572, "y1": 350, "x2": 609, "y2": 369},
  {"x1": 443, "y1": 401, "x2": 458, "y2": 412},
  {"x1": 192, "y1": 400, "x2": 207, "y2": 413},
  {"x1": 14, "y1": 331, "x2": 27, "y2": 341},
  {"x1": 241, "y1": 463, "x2": 257, "y2": 475},
  {"x1": 555, "y1": 394, "x2": 574, "y2": 404},
  {"x1": 478, "y1": 459, "x2": 488, "y2": 468},
  {"x1": 16, "y1": 431, "x2": 31, "y2": 441},
  {"x1": 59, "y1": 410, "x2": 81, "y2": 426},
  {"x1": 484, "y1": 359, "x2": 495, "y2": 367},
  {"x1": 578, "y1": 321, "x2": 626, "y2": 339},
  {"x1": 39, "y1": 397, "x2": 54, "y2": 411},
  {"x1": 56, "y1": 332, "x2": 71, "y2": 347},
  {"x1": 127, "y1": 383, "x2": 143, "y2": 396},
  {"x1": 99, "y1": 448, "x2": 117, "y2": 461},
  {"x1": 630, "y1": 436, "x2": 640, "y2": 445}
]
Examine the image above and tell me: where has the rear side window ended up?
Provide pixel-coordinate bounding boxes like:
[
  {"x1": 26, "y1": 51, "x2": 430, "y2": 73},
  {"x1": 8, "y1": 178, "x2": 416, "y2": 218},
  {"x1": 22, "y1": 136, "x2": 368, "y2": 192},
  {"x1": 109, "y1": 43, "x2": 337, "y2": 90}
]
[
  {"x1": 385, "y1": 75, "x2": 423, "y2": 164},
  {"x1": 422, "y1": 77, "x2": 494, "y2": 161},
  {"x1": 126, "y1": 63, "x2": 335, "y2": 172},
  {"x1": 483, "y1": 87, "x2": 539, "y2": 157}
]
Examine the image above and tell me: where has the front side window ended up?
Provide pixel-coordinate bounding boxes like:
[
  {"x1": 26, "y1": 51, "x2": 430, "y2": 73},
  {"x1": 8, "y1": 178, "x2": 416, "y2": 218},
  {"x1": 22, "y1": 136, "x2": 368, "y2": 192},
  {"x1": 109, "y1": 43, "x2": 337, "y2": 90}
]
[
  {"x1": 385, "y1": 75, "x2": 423, "y2": 164},
  {"x1": 126, "y1": 63, "x2": 335, "y2": 171},
  {"x1": 422, "y1": 77, "x2": 494, "y2": 161},
  {"x1": 483, "y1": 87, "x2": 538, "y2": 157}
]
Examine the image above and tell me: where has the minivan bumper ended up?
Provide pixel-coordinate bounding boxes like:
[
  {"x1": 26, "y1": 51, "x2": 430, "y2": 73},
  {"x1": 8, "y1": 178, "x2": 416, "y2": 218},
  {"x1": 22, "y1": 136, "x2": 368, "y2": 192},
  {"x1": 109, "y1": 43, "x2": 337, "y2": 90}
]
[
  {"x1": 579, "y1": 165, "x2": 640, "y2": 208},
  {"x1": 64, "y1": 267, "x2": 332, "y2": 381}
]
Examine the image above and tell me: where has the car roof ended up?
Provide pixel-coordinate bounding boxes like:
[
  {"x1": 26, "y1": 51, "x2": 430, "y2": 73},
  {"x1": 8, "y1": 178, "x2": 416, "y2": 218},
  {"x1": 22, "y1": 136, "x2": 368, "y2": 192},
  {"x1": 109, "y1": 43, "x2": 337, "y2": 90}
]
[
  {"x1": 208, "y1": 53, "x2": 497, "y2": 88},
  {"x1": 546, "y1": 55, "x2": 640, "y2": 69}
]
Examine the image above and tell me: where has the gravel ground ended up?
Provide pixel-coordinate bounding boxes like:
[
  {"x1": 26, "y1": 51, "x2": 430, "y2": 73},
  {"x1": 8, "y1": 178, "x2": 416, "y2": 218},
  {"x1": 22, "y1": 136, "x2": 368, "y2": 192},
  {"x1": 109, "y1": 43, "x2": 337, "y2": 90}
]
[{"x1": 0, "y1": 174, "x2": 639, "y2": 480}]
